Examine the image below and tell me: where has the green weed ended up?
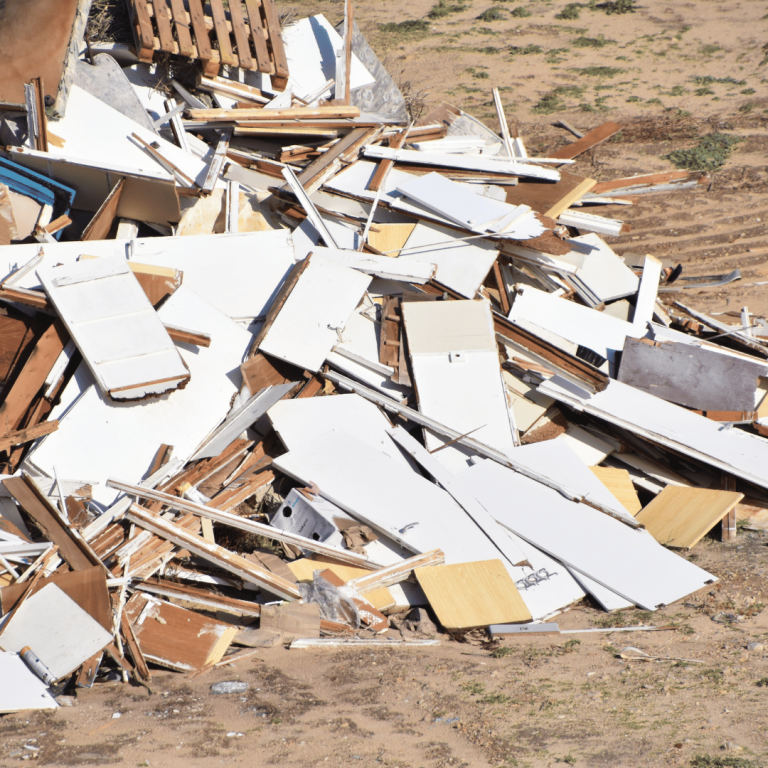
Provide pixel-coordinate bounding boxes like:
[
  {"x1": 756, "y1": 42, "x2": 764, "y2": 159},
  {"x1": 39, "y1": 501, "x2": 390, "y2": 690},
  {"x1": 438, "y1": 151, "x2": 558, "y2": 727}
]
[
  {"x1": 573, "y1": 35, "x2": 613, "y2": 47},
  {"x1": 577, "y1": 65, "x2": 624, "y2": 77},
  {"x1": 690, "y1": 755, "x2": 761, "y2": 768},
  {"x1": 692, "y1": 75, "x2": 746, "y2": 86},
  {"x1": 667, "y1": 132, "x2": 741, "y2": 172},
  {"x1": 563, "y1": 638, "x2": 582, "y2": 653},
  {"x1": 556, "y1": 3, "x2": 581, "y2": 19},
  {"x1": 532, "y1": 84, "x2": 585, "y2": 113},
  {"x1": 378, "y1": 19, "x2": 431, "y2": 44},
  {"x1": 428, "y1": 0, "x2": 467, "y2": 18},
  {"x1": 509, "y1": 44, "x2": 543, "y2": 54},
  {"x1": 462, "y1": 680, "x2": 486, "y2": 695},
  {"x1": 481, "y1": 692, "x2": 512, "y2": 704},
  {"x1": 510, "y1": 5, "x2": 532, "y2": 16},
  {"x1": 491, "y1": 646, "x2": 514, "y2": 658},
  {"x1": 600, "y1": 0, "x2": 636, "y2": 13},
  {"x1": 699, "y1": 44, "x2": 722, "y2": 55},
  {"x1": 478, "y1": 6, "x2": 506, "y2": 20},
  {"x1": 756, "y1": 677, "x2": 768, "y2": 687}
]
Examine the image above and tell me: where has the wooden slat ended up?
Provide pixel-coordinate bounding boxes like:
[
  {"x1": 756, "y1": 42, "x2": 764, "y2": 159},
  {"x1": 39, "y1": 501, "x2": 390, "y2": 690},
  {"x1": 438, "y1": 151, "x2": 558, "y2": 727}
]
[
  {"x1": 415, "y1": 560, "x2": 532, "y2": 630},
  {"x1": 227, "y1": 0, "x2": 254, "y2": 70},
  {"x1": 209, "y1": 0, "x2": 238, "y2": 67},
  {"x1": 167, "y1": 0, "x2": 197, "y2": 57},
  {"x1": 81, "y1": 178, "x2": 125, "y2": 242},
  {"x1": 127, "y1": 0, "x2": 156, "y2": 59},
  {"x1": 635, "y1": 486, "x2": 744, "y2": 550},
  {"x1": 0, "y1": 420, "x2": 58, "y2": 454},
  {"x1": 151, "y1": 0, "x2": 177, "y2": 52},
  {"x1": 720, "y1": 474, "x2": 738, "y2": 542},
  {"x1": 592, "y1": 170, "x2": 699, "y2": 194},
  {"x1": 244, "y1": 0, "x2": 274, "y2": 74},
  {"x1": 187, "y1": 0, "x2": 213, "y2": 63},
  {"x1": 261, "y1": 0, "x2": 289, "y2": 83},
  {"x1": 550, "y1": 121, "x2": 622, "y2": 161},
  {"x1": 368, "y1": 128, "x2": 408, "y2": 192}
]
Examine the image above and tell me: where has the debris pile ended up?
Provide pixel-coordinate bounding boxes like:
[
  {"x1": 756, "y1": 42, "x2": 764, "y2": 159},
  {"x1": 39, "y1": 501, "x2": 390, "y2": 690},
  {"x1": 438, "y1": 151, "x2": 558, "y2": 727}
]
[{"x1": 1, "y1": 0, "x2": 766, "y2": 714}]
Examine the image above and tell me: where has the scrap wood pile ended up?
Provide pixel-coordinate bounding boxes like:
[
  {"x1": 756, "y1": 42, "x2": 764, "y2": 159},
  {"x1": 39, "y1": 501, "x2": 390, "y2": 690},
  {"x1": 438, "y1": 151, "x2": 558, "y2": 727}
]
[{"x1": 0, "y1": 0, "x2": 766, "y2": 715}]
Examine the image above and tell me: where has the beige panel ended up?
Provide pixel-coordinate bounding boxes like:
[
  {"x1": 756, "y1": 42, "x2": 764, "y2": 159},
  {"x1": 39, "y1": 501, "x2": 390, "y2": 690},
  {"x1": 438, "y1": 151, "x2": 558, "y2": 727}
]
[
  {"x1": 415, "y1": 560, "x2": 531, "y2": 630},
  {"x1": 590, "y1": 466, "x2": 642, "y2": 515},
  {"x1": 368, "y1": 223, "x2": 416, "y2": 257},
  {"x1": 635, "y1": 486, "x2": 743, "y2": 550}
]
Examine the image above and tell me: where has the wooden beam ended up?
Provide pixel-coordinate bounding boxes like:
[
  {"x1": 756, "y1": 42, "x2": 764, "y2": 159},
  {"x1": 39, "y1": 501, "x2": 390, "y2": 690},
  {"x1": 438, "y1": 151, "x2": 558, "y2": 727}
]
[
  {"x1": 0, "y1": 419, "x2": 58, "y2": 453},
  {"x1": 549, "y1": 121, "x2": 622, "y2": 161}
]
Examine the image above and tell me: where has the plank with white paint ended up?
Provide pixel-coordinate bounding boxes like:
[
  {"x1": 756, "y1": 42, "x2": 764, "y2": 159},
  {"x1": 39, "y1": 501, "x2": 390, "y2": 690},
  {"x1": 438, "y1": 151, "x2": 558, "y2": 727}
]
[
  {"x1": 37, "y1": 256, "x2": 189, "y2": 400},
  {"x1": 0, "y1": 584, "x2": 112, "y2": 680},
  {"x1": 311, "y1": 245, "x2": 435, "y2": 283},
  {"x1": 23, "y1": 287, "x2": 252, "y2": 507},
  {"x1": 259, "y1": 254, "x2": 372, "y2": 372},
  {"x1": 463, "y1": 457, "x2": 717, "y2": 610}
]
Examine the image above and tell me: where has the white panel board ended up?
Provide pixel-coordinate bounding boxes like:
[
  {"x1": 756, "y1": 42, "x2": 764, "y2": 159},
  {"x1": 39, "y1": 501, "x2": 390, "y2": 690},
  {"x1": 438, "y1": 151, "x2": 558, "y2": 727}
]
[
  {"x1": 398, "y1": 221, "x2": 499, "y2": 298},
  {"x1": 0, "y1": 584, "x2": 112, "y2": 680},
  {"x1": 259, "y1": 254, "x2": 371, "y2": 372},
  {"x1": 464, "y1": 457, "x2": 718, "y2": 610},
  {"x1": 0, "y1": 652, "x2": 59, "y2": 713},
  {"x1": 23, "y1": 287, "x2": 252, "y2": 507},
  {"x1": 539, "y1": 376, "x2": 768, "y2": 493},
  {"x1": 273, "y1": 429, "x2": 583, "y2": 619},
  {"x1": 37, "y1": 256, "x2": 189, "y2": 400},
  {"x1": 403, "y1": 300, "x2": 516, "y2": 471},
  {"x1": 311, "y1": 246, "x2": 435, "y2": 283}
]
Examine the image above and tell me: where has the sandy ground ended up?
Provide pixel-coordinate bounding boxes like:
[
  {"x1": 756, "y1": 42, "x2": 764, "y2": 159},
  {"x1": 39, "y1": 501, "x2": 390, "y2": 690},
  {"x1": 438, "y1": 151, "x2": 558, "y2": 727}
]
[
  {"x1": 1, "y1": 530, "x2": 767, "y2": 768},
  {"x1": 2, "y1": 1, "x2": 767, "y2": 766}
]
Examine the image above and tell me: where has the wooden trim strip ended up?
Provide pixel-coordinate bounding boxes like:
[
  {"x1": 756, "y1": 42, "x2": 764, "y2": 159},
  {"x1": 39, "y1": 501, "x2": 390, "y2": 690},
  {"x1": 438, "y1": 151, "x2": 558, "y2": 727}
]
[
  {"x1": 549, "y1": 121, "x2": 622, "y2": 161},
  {"x1": 347, "y1": 549, "x2": 444, "y2": 594}
]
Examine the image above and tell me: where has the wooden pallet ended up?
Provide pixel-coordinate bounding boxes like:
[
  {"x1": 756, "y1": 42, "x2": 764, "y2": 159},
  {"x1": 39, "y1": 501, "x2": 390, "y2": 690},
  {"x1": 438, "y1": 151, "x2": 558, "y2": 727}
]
[{"x1": 125, "y1": 0, "x2": 288, "y2": 89}]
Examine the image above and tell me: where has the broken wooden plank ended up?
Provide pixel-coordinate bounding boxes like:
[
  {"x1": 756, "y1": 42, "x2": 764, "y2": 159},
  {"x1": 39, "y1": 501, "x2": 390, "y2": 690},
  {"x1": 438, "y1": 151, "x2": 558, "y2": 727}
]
[
  {"x1": 346, "y1": 549, "x2": 444, "y2": 594},
  {"x1": 0, "y1": 420, "x2": 58, "y2": 454},
  {"x1": 81, "y1": 178, "x2": 125, "y2": 242}
]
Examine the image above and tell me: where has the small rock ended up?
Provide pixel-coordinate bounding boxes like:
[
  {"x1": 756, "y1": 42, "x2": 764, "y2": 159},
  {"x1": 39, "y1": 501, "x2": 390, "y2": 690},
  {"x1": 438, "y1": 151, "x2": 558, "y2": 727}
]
[
  {"x1": 211, "y1": 681, "x2": 248, "y2": 695},
  {"x1": 747, "y1": 642, "x2": 764, "y2": 652},
  {"x1": 55, "y1": 696, "x2": 78, "y2": 707}
]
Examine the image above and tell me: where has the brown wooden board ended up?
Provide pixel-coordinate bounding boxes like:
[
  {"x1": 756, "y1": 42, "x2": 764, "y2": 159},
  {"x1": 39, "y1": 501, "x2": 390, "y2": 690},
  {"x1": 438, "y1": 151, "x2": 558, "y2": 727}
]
[
  {"x1": 3, "y1": 475, "x2": 105, "y2": 572},
  {"x1": 503, "y1": 170, "x2": 595, "y2": 218},
  {"x1": 167, "y1": 0, "x2": 196, "y2": 57},
  {"x1": 0, "y1": 310, "x2": 45, "y2": 386},
  {"x1": 245, "y1": 0, "x2": 274, "y2": 74},
  {"x1": 550, "y1": 121, "x2": 622, "y2": 160},
  {"x1": 209, "y1": 0, "x2": 237, "y2": 67},
  {"x1": 124, "y1": 592, "x2": 237, "y2": 673},
  {"x1": 227, "y1": 0, "x2": 254, "y2": 70},
  {"x1": 81, "y1": 178, "x2": 125, "y2": 242},
  {"x1": 186, "y1": 0, "x2": 212, "y2": 62},
  {"x1": 152, "y1": 0, "x2": 177, "y2": 53}
]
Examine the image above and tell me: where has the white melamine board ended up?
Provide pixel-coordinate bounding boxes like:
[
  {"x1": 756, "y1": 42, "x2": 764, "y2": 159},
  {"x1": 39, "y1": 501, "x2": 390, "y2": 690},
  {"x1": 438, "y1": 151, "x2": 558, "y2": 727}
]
[
  {"x1": 558, "y1": 234, "x2": 639, "y2": 303},
  {"x1": 311, "y1": 246, "x2": 434, "y2": 283},
  {"x1": 23, "y1": 287, "x2": 252, "y2": 507},
  {"x1": 508, "y1": 285, "x2": 639, "y2": 369},
  {"x1": 326, "y1": 351, "x2": 409, "y2": 402},
  {"x1": 498, "y1": 440, "x2": 633, "y2": 523},
  {"x1": 538, "y1": 376, "x2": 768, "y2": 493},
  {"x1": 632, "y1": 255, "x2": 662, "y2": 327},
  {"x1": 47, "y1": 86, "x2": 211, "y2": 187},
  {"x1": 281, "y1": 15, "x2": 374, "y2": 101},
  {"x1": 565, "y1": 568, "x2": 634, "y2": 612},
  {"x1": 193, "y1": 381, "x2": 298, "y2": 460},
  {"x1": 0, "y1": 584, "x2": 112, "y2": 680},
  {"x1": 259, "y1": 254, "x2": 371, "y2": 372},
  {"x1": 398, "y1": 222, "x2": 499, "y2": 298},
  {"x1": 128, "y1": 230, "x2": 296, "y2": 320},
  {"x1": 268, "y1": 394, "x2": 412, "y2": 468},
  {"x1": 557, "y1": 209, "x2": 624, "y2": 237},
  {"x1": 502, "y1": 371, "x2": 552, "y2": 432},
  {"x1": 37, "y1": 256, "x2": 189, "y2": 400},
  {"x1": 463, "y1": 458, "x2": 717, "y2": 610},
  {"x1": 557, "y1": 424, "x2": 614, "y2": 468},
  {"x1": 273, "y1": 428, "x2": 584, "y2": 618},
  {"x1": 402, "y1": 300, "x2": 516, "y2": 470},
  {"x1": 396, "y1": 173, "x2": 544, "y2": 239},
  {"x1": 0, "y1": 652, "x2": 58, "y2": 713},
  {"x1": 364, "y1": 145, "x2": 560, "y2": 182}
]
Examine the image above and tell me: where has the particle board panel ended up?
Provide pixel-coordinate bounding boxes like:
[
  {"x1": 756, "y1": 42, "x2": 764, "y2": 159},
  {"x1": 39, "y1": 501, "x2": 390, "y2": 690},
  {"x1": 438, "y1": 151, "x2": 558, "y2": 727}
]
[
  {"x1": 0, "y1": 652, "x2": 58, "y2": 712},
  {"x1": 589, "y1": 466, "x2": 642, "y2": 515},
  {"x1": 550, "y1": 122, "x2": 622, "y2": 160},
  {"x1": 37, "y1": 256, "x2": 189, "y2": 400},
  {"x1": 464, "y1": 456, "x2": 718, "y2": 610},
  {"x1": 618, "y1": 337, "x2": 765, "y2": 412},
  {"x1": 503, "y1": 170, "x2": 596, "y2": 218},
  {"x1": 367, "y1": 223, "x2": 416, "y2": 257},
  {"x1": 259, "y1": 254, "x2": 372, "y2": 373},
  {"x1": 635, "y1": 486, "x2": 744, "y2": 550},
  {"x1": 0, "y1": 584, "x2": 113, "y2": 681},
  {"x1": 124, "y1": 592, "x2": 237, "y2": 673},
  {"x1": 415, "y1": 560, "x2": 531, "y2": 630}
]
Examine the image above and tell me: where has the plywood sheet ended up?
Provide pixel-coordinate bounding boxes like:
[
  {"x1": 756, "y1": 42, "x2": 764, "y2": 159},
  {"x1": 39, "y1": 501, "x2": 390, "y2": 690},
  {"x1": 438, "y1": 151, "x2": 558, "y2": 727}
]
[
  {"x1": 590, "y1": 467, "x2": 642, "y2": 515},
  {"x1": 415, "y1": 560, "x2": 531, "y2": 630},
  {"x1": 635, "y1": 486, "x2": 743, "y2": 550},
  {"x1": 504, "y1": 170, "x2": 596, "y2": 218}
]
